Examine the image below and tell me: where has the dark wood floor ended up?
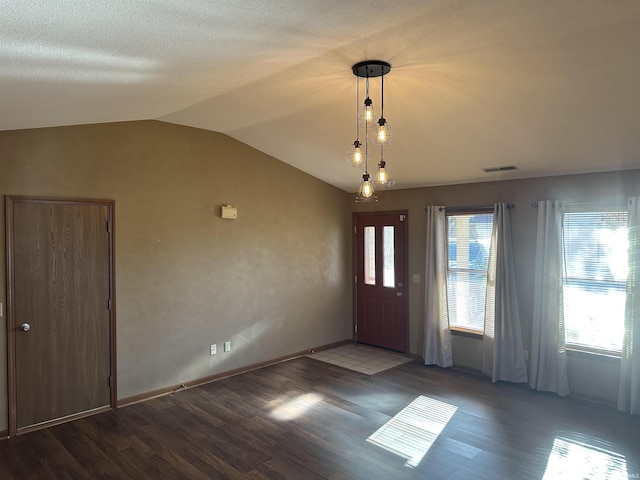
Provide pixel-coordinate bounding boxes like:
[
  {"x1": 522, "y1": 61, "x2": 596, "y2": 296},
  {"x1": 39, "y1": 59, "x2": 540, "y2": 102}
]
[{"x1": 1, "y1": 357, "x2": 639, "y2": 479}]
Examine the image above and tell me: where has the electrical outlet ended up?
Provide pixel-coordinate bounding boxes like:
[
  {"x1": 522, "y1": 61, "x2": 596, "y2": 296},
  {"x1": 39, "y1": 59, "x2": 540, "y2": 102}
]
[
  {"x1": 210, "y1": 344, "x2": 217, "y2": 355},
  {"x1": 523, "y1": 349, "x2": 529, "y2": 361},
  {"x1": 224, "y1": 341, "x2": 231, "y2": 352}
]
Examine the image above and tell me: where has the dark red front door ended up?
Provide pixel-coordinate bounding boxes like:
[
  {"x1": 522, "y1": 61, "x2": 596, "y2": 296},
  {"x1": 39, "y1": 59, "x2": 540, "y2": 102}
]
[{"x1": 354, "y1": 212, "x2": 407, "y2": 352}]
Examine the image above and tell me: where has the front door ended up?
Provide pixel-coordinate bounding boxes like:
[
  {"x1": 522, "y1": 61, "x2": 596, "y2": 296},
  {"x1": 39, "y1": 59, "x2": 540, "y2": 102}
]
[
  {"x1": 354, "y1": 212, "x2": 407, "y2": 352},
  {"x1": 6, "y1": 196, "x2": 115, "y2": 435}
]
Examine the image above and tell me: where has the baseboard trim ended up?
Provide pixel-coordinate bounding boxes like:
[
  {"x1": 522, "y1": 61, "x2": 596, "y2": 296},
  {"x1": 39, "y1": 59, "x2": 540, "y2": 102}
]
[
  {"x1": 16, "y1": 406, "x2": 112, "y2": 436},
  {"x1": 567, "y1": 393, "x2": 617, "y2": 410},
  {"x1": 0, "y1": 429, "x2": 8, "y2": 440},
  {"x1": 448, "y1": 365, "x2": 619, "y2": 410},
  {"x1": 451, "y1": 364, "x2": 487, "y2": 378},
  {"x1": 118, "y1": 339, "x2": 353, "y2": 408},
  {"x1": 305, "y1": 339, "x2": 352, "y2": 355}
]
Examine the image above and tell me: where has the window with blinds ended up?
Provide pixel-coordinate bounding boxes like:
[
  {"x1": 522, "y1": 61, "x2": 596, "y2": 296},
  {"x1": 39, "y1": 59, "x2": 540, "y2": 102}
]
[
  {"x1": 562, "y1": 210, "x2": 628, "y2": 353},
  {"x1": 446, "y1": 212, "x2": 493, "y2": 332}
]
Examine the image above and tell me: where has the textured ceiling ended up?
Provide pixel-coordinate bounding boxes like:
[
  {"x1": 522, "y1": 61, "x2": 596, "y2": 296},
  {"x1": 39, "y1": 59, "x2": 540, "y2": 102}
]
[{"x1": 2, "y1": 0, "x2": 640, "y2": 192}]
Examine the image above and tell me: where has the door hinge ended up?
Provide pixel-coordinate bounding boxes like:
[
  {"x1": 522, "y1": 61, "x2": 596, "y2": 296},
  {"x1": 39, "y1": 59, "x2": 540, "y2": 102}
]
[
  {"x1": 354, "y1": 226, "x2": 357, "y2": 234},
  {"x1": 400, "y1": 214, "x2": 405, "y2": 222},
  {"x1": 108, "y1": 376, "x2": 112, "y2": 387},
  {"x1": 354, "y1": 324, "x2": 358, "y2": 333},
  {"x1": 107, "y1": 298, "x2": 112, "y2": 311},
  {"x1": 354, "y1": 275, "x2": 357, "y2": 284},
  {"x1": 107, "y1": 221, "x2": 111, "y2": 233}
]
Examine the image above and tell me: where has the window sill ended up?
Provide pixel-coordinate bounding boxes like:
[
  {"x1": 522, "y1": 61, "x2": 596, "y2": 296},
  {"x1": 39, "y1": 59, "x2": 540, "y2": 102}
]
[
  {"x1": 566, "y1": 346, "x2": 621, "y2": 361},
  {"x1": 451, "y1": 327, "x2": 483, "y2": 339}
]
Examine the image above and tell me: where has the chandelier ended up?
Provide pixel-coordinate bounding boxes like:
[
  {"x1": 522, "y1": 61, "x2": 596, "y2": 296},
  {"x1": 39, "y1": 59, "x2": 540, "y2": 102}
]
[{"x1": 346, "y1": 60, "x2": 394, "y2": 202}]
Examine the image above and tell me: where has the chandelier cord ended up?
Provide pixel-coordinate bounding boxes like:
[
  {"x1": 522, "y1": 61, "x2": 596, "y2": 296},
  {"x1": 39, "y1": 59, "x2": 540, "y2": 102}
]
[
  {"x1": 380, "y1": 71, "x2": 384, "y2": 119},
  {"x1": 355, "y1": 75, "x2": 359, "y2": 139},
  {"x1": 364, "y1": 105, "x2": 369, "y2": 174},
  {"x1": 364, "y1": 75, "x2": 370, "y2": 173},
  {"x1": 365, "y1": 75, "x2": 370, "y2": 110}
]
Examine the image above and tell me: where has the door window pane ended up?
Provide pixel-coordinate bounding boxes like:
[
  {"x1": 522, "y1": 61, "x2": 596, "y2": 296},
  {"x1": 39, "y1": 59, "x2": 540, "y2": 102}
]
[
  {"x1": 364, "y1": 226, "x2": 375, "y2": 285},
  {"x1": 383, "y1": 226, "x2": 395, "y2": 287}
]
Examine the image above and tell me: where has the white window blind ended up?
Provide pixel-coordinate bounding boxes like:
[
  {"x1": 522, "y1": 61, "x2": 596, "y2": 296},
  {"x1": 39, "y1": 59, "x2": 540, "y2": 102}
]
[
  {"x1": 446, "y1": 213, "x2": 493, "y2": 332},
  {"x1": 562, "y1": 210, "x2": 628, "y2": 352}
]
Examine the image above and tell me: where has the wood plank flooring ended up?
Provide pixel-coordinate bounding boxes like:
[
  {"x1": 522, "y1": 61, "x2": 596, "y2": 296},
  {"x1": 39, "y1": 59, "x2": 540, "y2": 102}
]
[{"x1": 1, "y1": 357, "x2": 639, "y2": 479}]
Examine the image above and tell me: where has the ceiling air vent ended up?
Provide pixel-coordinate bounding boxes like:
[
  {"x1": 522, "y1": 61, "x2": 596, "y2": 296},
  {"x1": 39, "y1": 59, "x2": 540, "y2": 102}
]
[{"x1": 481, "y1": 165, "x2": 518, "y2": 173}]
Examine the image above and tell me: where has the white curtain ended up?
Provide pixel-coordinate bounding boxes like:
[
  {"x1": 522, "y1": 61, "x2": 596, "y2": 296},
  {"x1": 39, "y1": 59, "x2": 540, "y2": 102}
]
[
  {"x1": 482, "y1": 203, "x2": 528, "y2": 383},
  {"x1": 529, "y1": 200, "x2": 569, "y2": 395},
  {"x1": 618, "y1": 196, "x2": 640, "y2": 414},
  {"x1": 423, "y1": 206, "x2": 453, "y2": 367}
]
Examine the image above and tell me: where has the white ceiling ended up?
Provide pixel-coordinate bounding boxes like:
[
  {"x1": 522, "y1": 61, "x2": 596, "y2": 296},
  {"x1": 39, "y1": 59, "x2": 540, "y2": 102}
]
[{"x1": 2, "y1": 0, "x2": 640, "y2": 192}]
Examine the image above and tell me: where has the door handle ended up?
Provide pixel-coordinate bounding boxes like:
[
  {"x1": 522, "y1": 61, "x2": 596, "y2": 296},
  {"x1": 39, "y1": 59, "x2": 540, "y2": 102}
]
[
  {"x1": 396, "y1": 292, "x2": 403, "y2": 297},
  {"x1": 20, "y1": 323, "x2": 31, "y2": 332}
]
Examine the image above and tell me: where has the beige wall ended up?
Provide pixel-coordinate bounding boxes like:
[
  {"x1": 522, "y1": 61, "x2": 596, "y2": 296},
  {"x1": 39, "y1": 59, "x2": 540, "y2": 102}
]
[
  {"x1": 0, "y1": 121, "x2": 352, "y2": 432},
  {"x1": 353, "y1": 170, "x2": 640, "y2": 405},
  {"x1": 2, "y1": 119, "x2": 637, "y2": 433}
]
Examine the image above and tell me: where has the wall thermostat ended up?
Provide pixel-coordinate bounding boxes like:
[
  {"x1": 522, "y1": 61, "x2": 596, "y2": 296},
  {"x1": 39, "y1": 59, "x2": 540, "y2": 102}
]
[{"x1": 221, "y1": 204, "x2": 237, "y2": 220}]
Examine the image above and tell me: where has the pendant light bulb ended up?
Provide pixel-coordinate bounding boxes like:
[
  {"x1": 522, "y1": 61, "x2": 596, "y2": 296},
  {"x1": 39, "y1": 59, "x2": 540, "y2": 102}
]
[
  {"x1": 373, "y1": 117, "x2": 392, "y2": 145},
  {"x1": 359, "y1": 173, "x2": 374, "y2": 198},
  {"x1": 346, "y1": 140, "x2": 364, "y2": 168},
  {"x1": 360, "y1": 97, "x2": 376, "y2": 126},
  {"x1": 376, "y1": 160, "x2": 388, "y2": 186}
]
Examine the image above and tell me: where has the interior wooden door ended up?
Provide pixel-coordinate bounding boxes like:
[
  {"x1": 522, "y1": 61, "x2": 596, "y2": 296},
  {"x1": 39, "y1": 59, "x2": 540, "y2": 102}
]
[
  {"x1": 6, "y1": 196, "x2": 115, "y2": 435},
  {"x1": 354, "y1": 212, "x2": 407, "y2": 352}
]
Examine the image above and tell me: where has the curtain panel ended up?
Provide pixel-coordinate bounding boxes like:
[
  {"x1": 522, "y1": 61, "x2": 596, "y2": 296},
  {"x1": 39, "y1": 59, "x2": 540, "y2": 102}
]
[
  {"x1": 482, "y1": 203, "x2": 528, "y2": 383},
  {"x1": 529, "y1": 200, "x2": 570, "y2": 396},
  {"x1": 423, "y1": 206, "x2": 453, "y2": 367},
  {"x1": 618, "y1": 196, "x2": 640, "y2": 414}
]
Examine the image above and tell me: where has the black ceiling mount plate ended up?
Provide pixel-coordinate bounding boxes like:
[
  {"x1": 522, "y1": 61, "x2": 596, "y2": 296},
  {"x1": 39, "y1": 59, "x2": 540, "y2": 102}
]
[{"x1": 352, "y1": 60, "x2": 391, "y2": 78}]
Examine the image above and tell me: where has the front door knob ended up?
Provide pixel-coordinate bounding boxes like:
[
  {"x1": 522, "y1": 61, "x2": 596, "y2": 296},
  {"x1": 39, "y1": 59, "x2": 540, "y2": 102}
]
[{"x1": 20, "y1": 323, "x2": 30, "y2": 332}]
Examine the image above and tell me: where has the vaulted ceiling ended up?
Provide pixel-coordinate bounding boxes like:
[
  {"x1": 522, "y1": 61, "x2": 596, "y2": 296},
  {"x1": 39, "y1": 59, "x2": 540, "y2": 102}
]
[{"x1": 2, "y1": 1, "x2": 639, "y2": 192}]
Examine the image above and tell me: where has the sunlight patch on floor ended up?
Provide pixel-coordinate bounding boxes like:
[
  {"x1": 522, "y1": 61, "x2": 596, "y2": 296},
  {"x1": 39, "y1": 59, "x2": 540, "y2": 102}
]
[
  {"x1": 366, "y1": 395, "x2": 458, "y2": 468},
  {"x1": 542, "y1": 434, "x2": 629, "y2": 480},
  {"x1": 269, "y1": 392, "x2": 324, "y2": 421}
]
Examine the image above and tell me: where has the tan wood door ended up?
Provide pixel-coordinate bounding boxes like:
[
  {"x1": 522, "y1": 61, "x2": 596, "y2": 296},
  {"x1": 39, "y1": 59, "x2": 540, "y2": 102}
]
[
  {"x1": 354, "y1": 212, "x2": 408, "y2": 352},
  {"x1": 6, "y1": 197, "x2": 115, "y2": 435}
]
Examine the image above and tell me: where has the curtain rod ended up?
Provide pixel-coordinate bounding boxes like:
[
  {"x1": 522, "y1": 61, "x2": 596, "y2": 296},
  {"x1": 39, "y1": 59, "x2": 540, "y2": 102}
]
[
  {"x1": 423, "y1": 204, "x2": 513, "y2": 212},
  {"x1": 530, "y1": 200, "x2": 629, "y2": 208}
]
